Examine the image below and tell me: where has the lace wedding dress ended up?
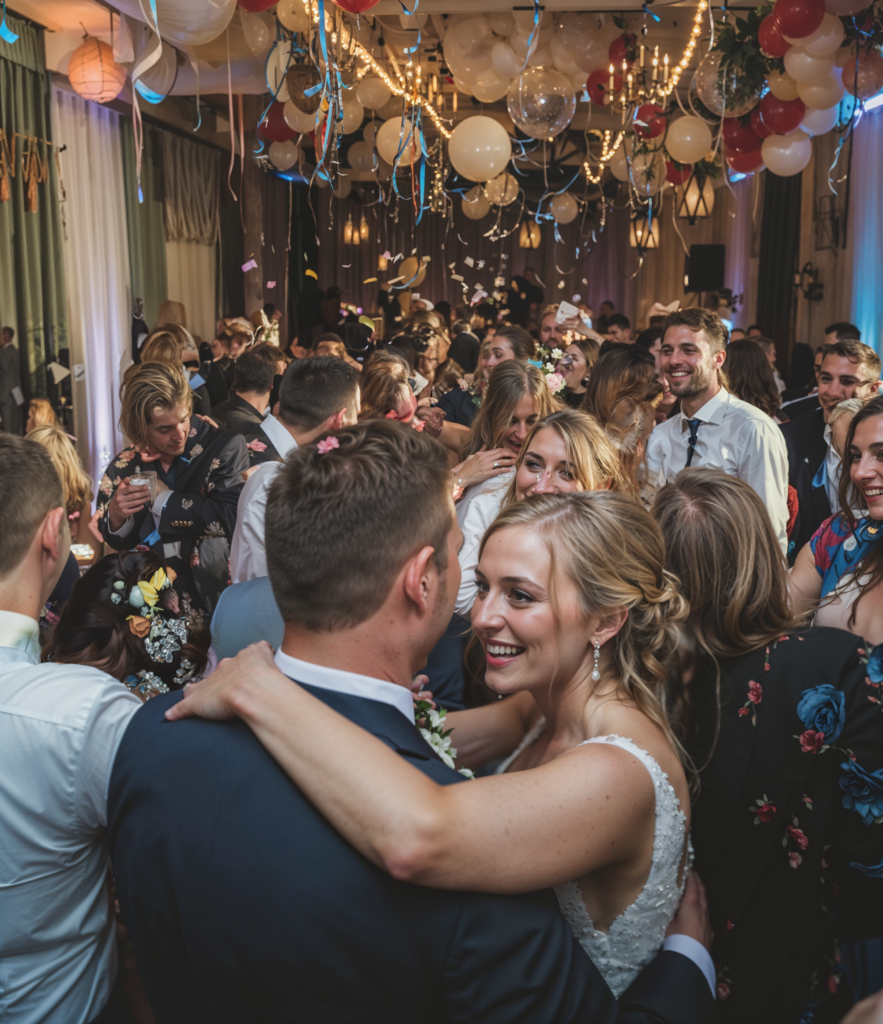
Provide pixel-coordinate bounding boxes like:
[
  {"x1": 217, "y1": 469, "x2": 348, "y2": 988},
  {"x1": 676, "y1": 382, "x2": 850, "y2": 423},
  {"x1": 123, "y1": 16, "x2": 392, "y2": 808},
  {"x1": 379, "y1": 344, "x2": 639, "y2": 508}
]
[{"x1": 496, "y1": 720, "x2": 690, "y2": 997}]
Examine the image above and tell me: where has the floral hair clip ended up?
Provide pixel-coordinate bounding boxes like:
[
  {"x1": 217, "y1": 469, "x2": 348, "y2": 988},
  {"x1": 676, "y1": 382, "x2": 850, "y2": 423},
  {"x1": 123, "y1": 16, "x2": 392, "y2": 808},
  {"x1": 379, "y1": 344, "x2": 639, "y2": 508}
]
[
  {"x1": 385, "y1": 410, "x2": 399, "y2": 420},
  {"x1": 316, "y1": 436, "x2": 340, "y2": 454}
]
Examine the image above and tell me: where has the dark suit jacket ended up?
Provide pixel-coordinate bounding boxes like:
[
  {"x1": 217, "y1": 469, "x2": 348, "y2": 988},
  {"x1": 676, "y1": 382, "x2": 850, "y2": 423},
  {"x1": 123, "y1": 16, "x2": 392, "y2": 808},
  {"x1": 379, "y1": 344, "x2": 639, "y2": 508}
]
[
  {"x1": 781, "y1": 393, "x2": 821, "y2": 421},
  {"x1": 439, "y1": 386, "x2": 479, "y2": 427},
  {"x1": 212, "y1": 393, "x2": 266, "y2": 435},
  {"x1": 780, "y1": 408, "x2": 829, "y2": 563},
  {"x1": 689, "y1": 629, "x2": 883, "y2": 1023},
  {"x1": 109, "y1": 684, "x2": 718, "y2": 1024}
]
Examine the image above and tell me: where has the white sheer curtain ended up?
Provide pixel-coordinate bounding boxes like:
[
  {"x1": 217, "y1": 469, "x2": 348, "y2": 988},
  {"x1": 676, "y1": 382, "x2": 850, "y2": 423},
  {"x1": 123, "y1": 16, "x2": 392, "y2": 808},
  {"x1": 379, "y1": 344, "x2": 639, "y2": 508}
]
[
  {"x1": 849, "y1": 107, "x2": 883, "y2": 352},
  {"x1": 164, "y1": 239, "x2": 218, "y2": 346},
  {"x1": 51, "y1": 86, "x2": 131, "y2": 485}
]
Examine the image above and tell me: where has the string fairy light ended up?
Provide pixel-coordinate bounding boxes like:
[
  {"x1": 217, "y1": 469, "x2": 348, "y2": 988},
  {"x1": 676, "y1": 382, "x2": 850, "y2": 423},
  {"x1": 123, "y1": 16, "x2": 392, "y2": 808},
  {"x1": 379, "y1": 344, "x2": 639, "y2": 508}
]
[{"x1": 659, "y1": 0, "x2": 708, "y2": 98}]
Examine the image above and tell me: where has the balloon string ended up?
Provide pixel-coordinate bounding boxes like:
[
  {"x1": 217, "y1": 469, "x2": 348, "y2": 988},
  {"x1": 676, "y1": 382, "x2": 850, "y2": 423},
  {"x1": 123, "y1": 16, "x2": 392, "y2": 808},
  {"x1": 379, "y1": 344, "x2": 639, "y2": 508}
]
[{"x1": 226, "y1": 29, "x2": 238, "y2": 203}]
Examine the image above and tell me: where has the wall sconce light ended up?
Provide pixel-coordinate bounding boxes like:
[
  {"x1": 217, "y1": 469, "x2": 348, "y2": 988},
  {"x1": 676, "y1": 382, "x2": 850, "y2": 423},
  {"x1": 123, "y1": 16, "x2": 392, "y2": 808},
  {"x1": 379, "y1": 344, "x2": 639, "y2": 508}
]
[{"x1": 343, "y1": 214, "x2": 353, "y2": 245}]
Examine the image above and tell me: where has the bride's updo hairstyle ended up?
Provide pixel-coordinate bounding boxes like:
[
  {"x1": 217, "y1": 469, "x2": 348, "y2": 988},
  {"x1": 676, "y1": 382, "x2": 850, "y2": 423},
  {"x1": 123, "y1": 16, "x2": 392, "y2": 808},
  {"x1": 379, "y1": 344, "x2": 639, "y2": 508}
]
[{"x1": 481, "y1": 491, "x2": 691, "y2": 767}]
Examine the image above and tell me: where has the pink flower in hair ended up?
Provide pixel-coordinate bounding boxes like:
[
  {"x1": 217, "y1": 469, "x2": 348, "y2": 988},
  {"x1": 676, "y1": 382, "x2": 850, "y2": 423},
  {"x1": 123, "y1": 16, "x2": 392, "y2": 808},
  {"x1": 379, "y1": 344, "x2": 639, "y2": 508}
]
[
  {"x1": 247, "y1": 439, "x2": 268, "y2": 453},
  {"x1": 316, "y1": 436, "x2": 340, "y2": 454},
  {"x1": 385, "y1": 410, "x2": 399, "y2": 420}
]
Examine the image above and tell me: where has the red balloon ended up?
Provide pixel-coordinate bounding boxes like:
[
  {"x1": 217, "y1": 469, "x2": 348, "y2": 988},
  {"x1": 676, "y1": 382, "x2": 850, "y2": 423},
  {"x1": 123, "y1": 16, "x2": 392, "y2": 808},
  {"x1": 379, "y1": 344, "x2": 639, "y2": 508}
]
[
  {"x1": 608, "y1": 36, "x2": 629, "y2": 66},
  {"x1": 665, "y1": 160, "x2": 693, "y2": 185},
  {"x1": 759, "y1": 93, "x2": 806, "y2": 134},
  {"x1": 586, "y1": 69, "x2": 622, "y2": 105},
  {"x1": 772, "y1": 0, "x2": 824, "y2": 40},
  {"x1": 726, "y1": 146, "x2": 764, "y2": 173},
  {"x1": 758, "y1": 15, "x2": 791, "y2": 57},
  {"x1": 722, "y1": 116, "x2": 761, "y2": 153},
  {"x1": 634, "y1": 103, "x2": 667, "y2": 139},
  {"x1": 260, "y1": 102, "x2": 297, "y2": 142},
  {"x1": 330, "y1": 0, "x2": 380, "y2": 12},
  {"x1": 751, "y1": 107, "x2": 775, "y2": 138},
  {"x1": 238, "y1": 0, "x2": 276, "y2": 10}
]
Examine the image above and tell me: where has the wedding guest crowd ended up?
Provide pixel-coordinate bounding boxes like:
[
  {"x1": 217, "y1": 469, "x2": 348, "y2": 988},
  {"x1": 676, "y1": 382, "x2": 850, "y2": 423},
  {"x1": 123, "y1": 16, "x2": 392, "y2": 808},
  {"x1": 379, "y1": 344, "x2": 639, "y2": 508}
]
[{"x1": 3, "y1": 289, "x2": 883, "y2": 1024}]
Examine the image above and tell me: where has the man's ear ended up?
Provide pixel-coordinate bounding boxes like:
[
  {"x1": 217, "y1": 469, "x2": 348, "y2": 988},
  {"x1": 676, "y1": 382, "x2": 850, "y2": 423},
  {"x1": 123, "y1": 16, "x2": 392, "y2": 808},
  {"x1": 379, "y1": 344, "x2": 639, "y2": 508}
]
[
  {"x1": 41, "y1": 507, "x2": 67, "y2": 561},
  {"x1": 402, "y1": 545, "x2": 437, "y2": 613},
  {"x1": 328, "y1": 408, "x2": 347, "y2": 431}
]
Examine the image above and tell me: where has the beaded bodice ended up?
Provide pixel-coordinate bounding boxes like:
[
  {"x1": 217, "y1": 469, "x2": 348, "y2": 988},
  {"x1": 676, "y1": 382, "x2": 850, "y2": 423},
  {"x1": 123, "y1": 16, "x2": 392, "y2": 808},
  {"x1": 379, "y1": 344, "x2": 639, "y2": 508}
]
[{"x1": 496, "y1": 724, "x2": 690, "y2": 998}]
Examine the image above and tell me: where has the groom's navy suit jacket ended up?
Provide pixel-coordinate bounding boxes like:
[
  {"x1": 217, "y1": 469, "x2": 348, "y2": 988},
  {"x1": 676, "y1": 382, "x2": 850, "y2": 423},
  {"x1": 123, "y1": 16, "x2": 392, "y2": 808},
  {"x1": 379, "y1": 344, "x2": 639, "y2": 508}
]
[{"x1": 108, "y1": 682, "x2": 719, "y2": 1024}]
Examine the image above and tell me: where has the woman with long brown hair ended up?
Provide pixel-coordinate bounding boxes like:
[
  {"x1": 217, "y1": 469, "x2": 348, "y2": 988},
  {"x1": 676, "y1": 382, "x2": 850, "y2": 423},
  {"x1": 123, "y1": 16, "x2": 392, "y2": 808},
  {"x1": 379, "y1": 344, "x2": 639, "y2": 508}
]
[
  {"x1": 652, "y1": 467, "x2": 883, "y2": 1023},
  {"x1": 724, "y1": 339, "x2": 783, "y2": 422}
]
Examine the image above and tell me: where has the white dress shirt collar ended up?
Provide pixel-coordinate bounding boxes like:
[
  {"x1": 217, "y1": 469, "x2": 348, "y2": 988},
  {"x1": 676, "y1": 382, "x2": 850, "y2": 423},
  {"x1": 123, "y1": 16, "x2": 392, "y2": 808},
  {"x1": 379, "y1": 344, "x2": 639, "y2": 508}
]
[
  {"x1": 261, "y1": 414, "x2": 298, "y2": 458},
  {"x1": 274, "y1": 648, "x2": 415, "y2": 723},
  {"x1": 678, "y1": 386, "x2": 729, "y2": 430},
  {"x1": 0, "y1": 609, "x2": 40, "y2": 664}
]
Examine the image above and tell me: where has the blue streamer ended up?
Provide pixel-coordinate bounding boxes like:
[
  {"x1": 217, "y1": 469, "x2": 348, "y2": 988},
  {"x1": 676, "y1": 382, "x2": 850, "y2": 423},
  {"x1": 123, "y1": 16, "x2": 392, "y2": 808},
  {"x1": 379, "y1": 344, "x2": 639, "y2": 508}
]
[
  {"x1": 0, "y1": 0, "x2": 18, "y2": 44},
  {"x1": 642, "y1": 4, "x2": 661, "y2": 21}
]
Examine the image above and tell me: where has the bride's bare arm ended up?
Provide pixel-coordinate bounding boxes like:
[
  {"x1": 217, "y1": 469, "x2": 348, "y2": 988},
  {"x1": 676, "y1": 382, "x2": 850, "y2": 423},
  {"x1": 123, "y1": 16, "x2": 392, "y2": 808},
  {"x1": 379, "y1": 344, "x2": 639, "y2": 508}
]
[
  {"x1": 440, "y1": 690, "x2": 539, "y2": 770},
  {"x1": 168, "y1": 644, "x2": 654, "y2": 893}
]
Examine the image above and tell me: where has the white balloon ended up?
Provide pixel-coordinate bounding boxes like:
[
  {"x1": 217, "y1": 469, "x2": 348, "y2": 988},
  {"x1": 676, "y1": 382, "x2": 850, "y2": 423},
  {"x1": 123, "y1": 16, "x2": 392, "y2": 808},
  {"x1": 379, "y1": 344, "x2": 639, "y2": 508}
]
[
  {"x1": 240, "y1": 10, "x2": 273, "y2": 56},
  {"x1": 550, "y1": 192, "x2": 578, "y2": 224},
  {"x1": 448, "y1": 115, "x2": 512, "y2": 182},
  {"x1": 571, "y1": 70, "x2": 588, "y2": 92},
  {"x1": 551, "y1": 42, "x2": 583, "y2": 78},
  {"x1": 453, "y1": 76, "x2": 474, "y2": 95},
  {"x1": 513, "y1": 9, "x2": 553, "y2": 31},
  {"x1": 801, "y1": 105, "x2": 839, "y2": 134},
  {"x1": 509, "y1": 30, "x2": 539, "y2": 60},
  {"x1": 444, "y1": 15, "x2": 493, "y2": 83},
  {"x1": 283, "y1": 101, "x2": 324, "y2": 134},
  {"x1": 398, "y1": 12, "x2": 428, "y2": 29},
  {"x1": 630, "y1": 151, "x2": 666, "y2": 197},
  {"x1": 608, "y1": 144, "x2": 629, "y2": 182},
  {"x1": 362, "y1": 121, "x2": 377, "y2": 145},
  {"x1": 139, "y1": 0, "x2": 235, "y2": 47},
  {"x1": 376, "y1": 117, "x2": 412, "y2": 167},
  {"x1": 491, "y1": 41, "x2": 523, "y2": 79},
  {"x1": 335, "y1": 176, "x2": 353, "y2": 199},
  {"x1": 356, "y1": 76, "x2": 392, "y2": 110},
  {"x1": 267, "y1": 41, "x2": 293, "y2": 102},
  {"x1": 553, "y1": 13, "x2": 612, "y2": 74},
  {"x1": 761, "y1": 130, "x2": 813, "y2": 176},
  {"x1": 487, "y1": 12, "x2": 515, "y2": 36},
  {"x1": 276, "y1": 0, "x2": 311, "y2": 34},
  {"x1": 528, "y1": 45, "x2": 554, "y2": 68},
  {"x1": 269, "y1": 139, "x2": 298, "y2": 171},
  {"x1": 485, "y1": 171, "x2": 519, "y2": 205},
  {"x1": 768, "y1": 70, "x2": 800, "y2": 100},
  {"x1": 786, "y1": 13, "x2": 844, "y2": 54},
  {"x1": 472, "y1": 71, "x2": 512, "y2": 104},
  {"x1": 341, "y1": 96, "x2": 364, "y2": 135},
  {"x1": 664, "y1": 116, "x2": 713, "y2": 165},
  {"x1": 461, "y1": 185, "x2": 491, "y2": 220},
  {"x1": 797, "y1": 71, "x2": 846, "y2": 108},
  {"x1": 784, "y1": 48, "x2": 835, "y2": 84},
  {"x1": 347, "y1": 140, "x2": 376, "y2": 173}
]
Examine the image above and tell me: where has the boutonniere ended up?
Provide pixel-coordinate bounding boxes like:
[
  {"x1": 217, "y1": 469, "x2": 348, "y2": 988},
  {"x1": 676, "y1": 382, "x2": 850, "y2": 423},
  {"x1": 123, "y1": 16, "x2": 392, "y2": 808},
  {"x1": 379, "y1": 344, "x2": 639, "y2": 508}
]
[{"x1": 415, "y1": 700, "x2": 474, "y2": 778}]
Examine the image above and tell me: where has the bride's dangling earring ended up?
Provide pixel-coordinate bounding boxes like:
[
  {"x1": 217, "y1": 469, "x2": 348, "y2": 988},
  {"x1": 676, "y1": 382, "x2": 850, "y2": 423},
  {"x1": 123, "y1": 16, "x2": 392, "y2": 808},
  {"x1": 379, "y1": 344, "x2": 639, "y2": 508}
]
[{"x1": 591, "y1": 640, "x2": 601, "y2": 682}]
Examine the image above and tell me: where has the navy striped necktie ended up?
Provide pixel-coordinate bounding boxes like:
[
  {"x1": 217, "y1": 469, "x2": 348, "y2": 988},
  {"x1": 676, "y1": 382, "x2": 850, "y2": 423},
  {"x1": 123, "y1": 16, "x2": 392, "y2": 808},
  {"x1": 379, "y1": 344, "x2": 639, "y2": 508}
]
[{"x1": 685, "y1": 418, "x2": 701, "y2": 468}]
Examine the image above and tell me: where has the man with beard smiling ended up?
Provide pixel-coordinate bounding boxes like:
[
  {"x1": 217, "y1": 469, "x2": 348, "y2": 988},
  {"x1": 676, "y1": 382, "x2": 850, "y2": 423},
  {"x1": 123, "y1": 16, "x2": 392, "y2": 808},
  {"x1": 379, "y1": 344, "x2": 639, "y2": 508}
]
[{"x1": 646, "y1": 308, "x2": 789, "y2": 552}]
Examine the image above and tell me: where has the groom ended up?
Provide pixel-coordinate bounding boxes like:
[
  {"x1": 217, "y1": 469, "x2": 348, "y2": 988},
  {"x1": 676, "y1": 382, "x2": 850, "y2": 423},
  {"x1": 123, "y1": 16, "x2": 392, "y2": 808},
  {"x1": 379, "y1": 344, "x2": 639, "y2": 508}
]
[{"x1": 108, "y1": 422, "x2": 718, "y2": 1023}]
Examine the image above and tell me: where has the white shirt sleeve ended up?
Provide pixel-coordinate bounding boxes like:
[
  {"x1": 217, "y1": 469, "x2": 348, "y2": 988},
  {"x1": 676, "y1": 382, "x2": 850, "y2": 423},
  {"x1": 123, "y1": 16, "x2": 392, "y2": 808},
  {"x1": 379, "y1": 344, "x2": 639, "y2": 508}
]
[
  {"x1": 229, "y1": 463, "x2": 282, "y2": 584},
  {"x1": 109, "y1": 516, "x2": 135, "y2": 538},
  {"x1": 662, "y1": 934, "x2": 716, "y2": 996},
  {"x1": 736, "y1": 418, "x2": 790, "y2": 554},
  {"x1": 74, "y1": 674, "x2": 141, "y2": 834},
  {"x1": 454, "y1": 490, "x2": 499, "y2": 618}
]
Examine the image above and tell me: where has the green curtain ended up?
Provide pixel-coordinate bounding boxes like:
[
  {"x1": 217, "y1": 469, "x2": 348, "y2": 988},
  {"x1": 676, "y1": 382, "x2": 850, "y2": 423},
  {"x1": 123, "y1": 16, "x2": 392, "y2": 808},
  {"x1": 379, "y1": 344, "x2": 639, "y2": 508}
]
[
  {"x1": 0, "y1": 13, "x2": 68, "y2": 399},
  {"x1": 120, "y1": 118, "x2": 168, "y2": 331}
]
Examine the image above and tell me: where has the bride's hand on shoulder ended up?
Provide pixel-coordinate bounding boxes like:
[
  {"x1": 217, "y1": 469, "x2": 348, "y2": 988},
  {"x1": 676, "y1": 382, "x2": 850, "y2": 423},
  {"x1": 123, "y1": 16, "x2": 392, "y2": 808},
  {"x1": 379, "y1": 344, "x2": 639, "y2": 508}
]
[
  {"x1": 165, "y1": 642, "x2": 282, "y2": 723},
  {"x1": 666, "y1": 872, "x2": 712, "y2": 951}
]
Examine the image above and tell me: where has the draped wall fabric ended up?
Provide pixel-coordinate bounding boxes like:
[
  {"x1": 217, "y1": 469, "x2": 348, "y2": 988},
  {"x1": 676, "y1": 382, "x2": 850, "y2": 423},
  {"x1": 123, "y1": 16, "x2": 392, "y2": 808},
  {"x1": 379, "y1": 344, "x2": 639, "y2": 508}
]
[
  {"x1": 165, "y1": 239, "x2": 218, "y2": 346},
  {"x1": 162, "y1": 131, "x2": 220, "y2": 245},
  {"x1": 0, "y1": 14, "x2": 67, "y2": 399},
  {"x1": 848, "y1": 107, "x2": 883, "y2": 353},
  {"x1": 51, "y1": 86, "x2": 131, "y2": 484},
  {"x1": 121, "y1": 118, "x2": 168, "y2": 331},
  {"x1": 756, "y1": 172, "x2": 802, "y2": 357}
]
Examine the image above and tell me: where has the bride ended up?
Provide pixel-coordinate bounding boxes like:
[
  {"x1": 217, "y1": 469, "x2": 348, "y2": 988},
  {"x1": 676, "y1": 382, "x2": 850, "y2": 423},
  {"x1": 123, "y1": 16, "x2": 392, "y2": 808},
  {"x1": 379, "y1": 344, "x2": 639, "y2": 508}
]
[{"x1": 170, "y1": 492, "x2": 693, "y2": 996}]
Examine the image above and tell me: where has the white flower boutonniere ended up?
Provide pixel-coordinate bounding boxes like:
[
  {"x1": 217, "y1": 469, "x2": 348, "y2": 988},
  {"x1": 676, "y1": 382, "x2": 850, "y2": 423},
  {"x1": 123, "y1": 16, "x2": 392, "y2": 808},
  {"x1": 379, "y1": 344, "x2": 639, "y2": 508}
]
[{"x1": 415, "y1": 701, "x2": 474, "y2": 779}]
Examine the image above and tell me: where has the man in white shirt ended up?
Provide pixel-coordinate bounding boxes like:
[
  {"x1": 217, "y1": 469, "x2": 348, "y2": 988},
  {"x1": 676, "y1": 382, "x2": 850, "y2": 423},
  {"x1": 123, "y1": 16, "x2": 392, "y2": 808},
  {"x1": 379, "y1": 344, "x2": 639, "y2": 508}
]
[
  {"x1": 0, "y1": 435, "x2": 140, "y2": 1024},
  {"x1": 646, "y1": 308, "x2": 789, "y2": 552},
  {"x1": 229, "y1": 356, "x2": 360, "y2": 583}
]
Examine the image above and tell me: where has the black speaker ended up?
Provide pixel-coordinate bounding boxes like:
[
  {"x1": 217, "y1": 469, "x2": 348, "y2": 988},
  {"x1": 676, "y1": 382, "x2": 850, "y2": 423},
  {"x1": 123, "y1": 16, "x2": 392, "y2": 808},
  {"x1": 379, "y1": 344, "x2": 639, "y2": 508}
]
[{"x1": 684, "y1": 244, "x2": 725, "y2": 293}]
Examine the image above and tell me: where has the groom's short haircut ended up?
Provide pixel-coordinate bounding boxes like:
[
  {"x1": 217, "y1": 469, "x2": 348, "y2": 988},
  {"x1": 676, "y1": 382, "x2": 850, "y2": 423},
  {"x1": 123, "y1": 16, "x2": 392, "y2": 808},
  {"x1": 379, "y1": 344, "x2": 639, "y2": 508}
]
[
  {"x1": 266, "y1": 420, "x2": 453, "y2": 631},
  {"x1": 0, "y1": 434, "x2": 64, "y2": 578}
]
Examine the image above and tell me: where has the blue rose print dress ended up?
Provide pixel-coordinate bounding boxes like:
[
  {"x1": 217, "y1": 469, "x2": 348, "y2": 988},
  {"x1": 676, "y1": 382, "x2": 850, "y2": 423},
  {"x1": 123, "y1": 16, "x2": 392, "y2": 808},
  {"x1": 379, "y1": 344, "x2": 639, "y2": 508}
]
[{"x1": 687, "y1": 628, "x2": 883, "y2": 1024}]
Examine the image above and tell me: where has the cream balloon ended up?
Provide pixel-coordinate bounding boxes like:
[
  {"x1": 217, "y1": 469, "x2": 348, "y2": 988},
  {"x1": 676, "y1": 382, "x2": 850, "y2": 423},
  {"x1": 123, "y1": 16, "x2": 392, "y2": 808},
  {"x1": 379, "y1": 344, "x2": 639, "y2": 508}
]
[
  {"x1": 551, "y1": 42, "x2": 583, "y2": 78},
  {"x1": 473, "y1": 72, "x2": 512, "y2": 104},
  {"x1": 347, "y1": 140, "x2": 376, "y2": 172},
  {"x1": 800, "y1": 105, "x2": 839, "y2": 135},
  {"x1": 399, "y1": 256, "x2": 427, "y2": 289},
  {"x1": 487, "y1": 12, "x2": 515, "y2": 36},
  {"x1": 269, "y1": 139, "x2": 298, "y2": 171},
  {"x1": 448, "y1": 115, "x2": 512, "y2": 182},
  {"x1": 784, "y1": 48, "x2": 835, "y2": 84},
  {"x1": 283, "y1": 101, "x2": 324, "y2": 134},
  {"x1": 665, "y1": 116, "x2": 713, "y2": 165},
  {"x1": 341, "y1": 96, "x2": 365, "y2": 135},
  {"x1": 461, "y1": 185, "x2": 491, "y2": 220},
  {"x1": 376, "y1": 117, "x2": 412, "y2": 167},
  {"x1": 362, "y1": 121, "x2": 377, "y2": 146},
  {"x1": 453, "y1": 77, "x2": 474, "y2": 95},
  {"x1": 528, "y1": 45, "x2": 554, "y2": 68},
  {"x1": 485, "y1": 171, "x2": 519, "y2": 206},
  {"x1": 139, "y1": 0, "x2": 235, "y2": 48},
  {"x1": 768, "y1": 70, "x2": 800, "y2": 100},
  {"x1": 276, "y1": 0, "x2": 311, "y2": 34},
  {"x1": 356, "y1": 76, "x2": 392, "y2": 110},
  {"x1": 824, "y1": 0, "x2": 868, "y2": 16},
  {"x1": 335, "y1": 176, "x2": 353, "y2": 199},
  {"x1": 797, "y1": 13, "x2": 845, "y2": 55},
  {"x1": 608, "y1": 144, "x2": 629, "y2": 182},
  {"x1": 491, "y1": 41, "x2": 522, "y2": 79},
  {"x1": 550, "y1": 192, "x2": 578, "y2": 224},
  {"x1": 509, "y1": 30, "x2": 539, "y2": 60},
  {"x1": 513, "y1": 9, "x2": 553, "y2": 31},
  {"x1": 267, "y1": 41, "x2": 292, "y2": 102},
  {"x1": 797, "y1": 71, "x2": 845, "y2": 109},
  {"x1": 240, "y1": 11, "x2": 273, "y2": 56},
  {"x1": 761, "y1": 130, "x2": 813, "y2": 176}
]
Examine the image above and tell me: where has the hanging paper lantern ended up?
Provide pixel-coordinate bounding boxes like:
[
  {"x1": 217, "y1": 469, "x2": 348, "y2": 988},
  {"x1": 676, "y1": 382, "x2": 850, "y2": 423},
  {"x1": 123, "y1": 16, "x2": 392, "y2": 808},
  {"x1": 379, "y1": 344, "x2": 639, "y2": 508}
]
[
  {"x1": 758, "y1": 16, "x2": 791, "y2": 57},
  {"x1": 666, "y1": 160, "x2": 693, "y2": 186},
  {"x1": 261, "y1": 101, "x2": 297, "y2": 142},
  {"x1": 759, "y1": 93, "x2": 806, "y2": 133},
  {"x1": 722, "y1": 116, "x2": 762, "y2": 152},
  {"x1": 751, "y1": 107, "x2": 776, "y2": 138},
  {"x1": 67, "y1": 36, "x2": 127, "y2": 104},
  {"x1": 330, "y1": 0, "x2": 381, "y2": 14},
  {"x1": 634, "y1": 103, "x2": 666, "y2": 140},
  {"x1": 725, "y1": 146, "x2": 765, "y2": 173},
  {"x1": 238, "y1": 0, "x2": 277, "y2": 11},
  {"x1": 773, "y1": 0, "x2": 825, "y2": 39}
]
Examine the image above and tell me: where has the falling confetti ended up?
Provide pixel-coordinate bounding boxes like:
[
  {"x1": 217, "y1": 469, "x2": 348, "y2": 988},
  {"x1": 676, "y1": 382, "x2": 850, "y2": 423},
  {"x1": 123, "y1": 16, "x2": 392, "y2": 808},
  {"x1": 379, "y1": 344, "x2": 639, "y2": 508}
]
[
  {"x1": 494, "y1": 277, "x2": 506, "y2": 288},
  {"x1": 363, "y1": 277, "x2": 378, "y2": 284},
  {"x1": 267, "y1": 281, "x2": 277, "y2": 289},
  {"x1": 464, "y1": 257, "x2": 475, "y2": 267},
  {"x1": 451, "y1": 274, "x2": 464, "y2": 281},
  {"x1": 242, "y1": 259, "x2": 258, "y2": 272},
  {"x1": 581, "y1": 278, "x2": 588, "y2": 285},
  {"x1": 342, "y1": 263, "x2": 352, "y2": 268},
  {"x1": 476, "y1": 260, "x2": 485, "y2": 269},
  {"x1": 558, "y1": 281, "x2": 565, "y2": 289},
  {"x1": 458, "y1": 234, "x2": 468, "y2": 244},
  {"x1": 383, "y1": 250, "x2": 393, "y2": 259},
  {"x1": 572, "y1": 294, "x2": 581, "y2": 302},
  {"x1": 305, "y1": 269, "x2": 318, "y2": 279}
]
